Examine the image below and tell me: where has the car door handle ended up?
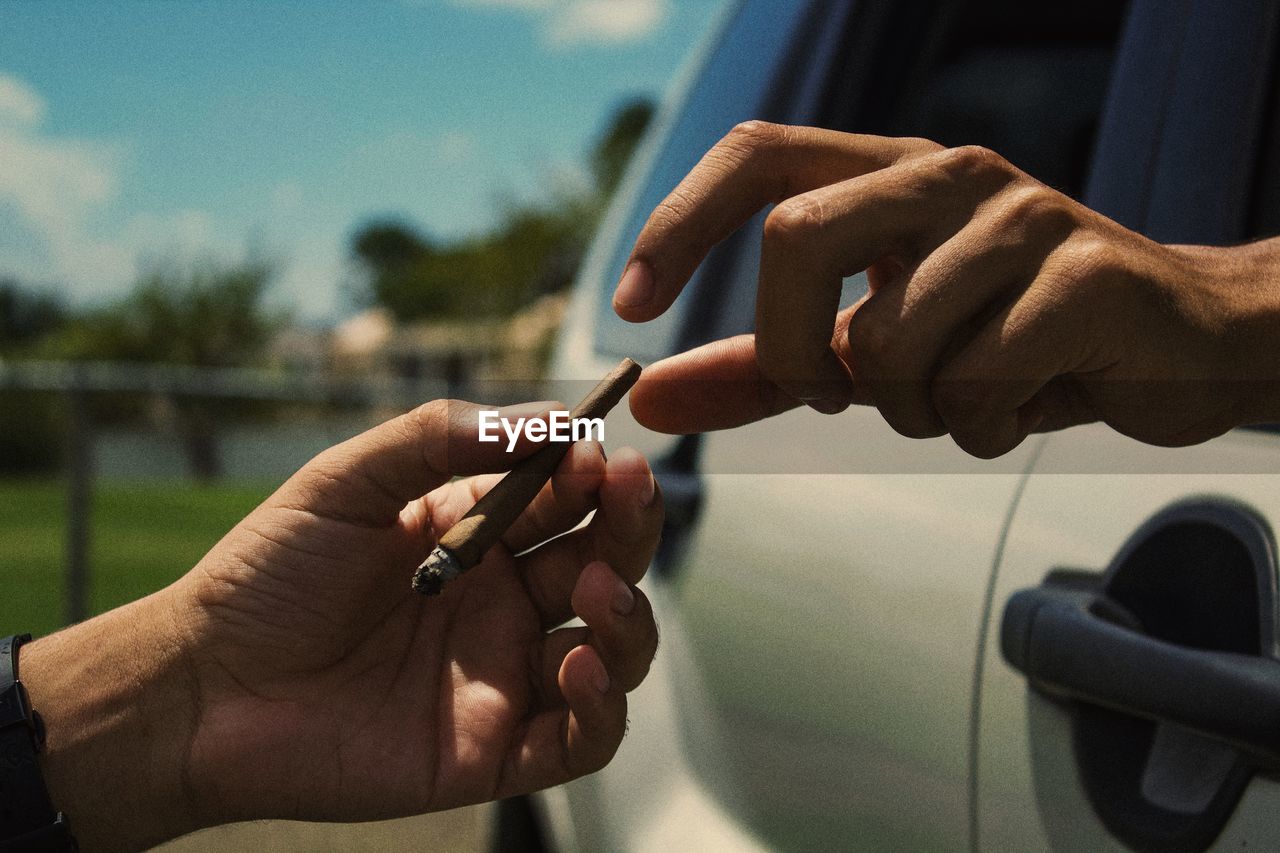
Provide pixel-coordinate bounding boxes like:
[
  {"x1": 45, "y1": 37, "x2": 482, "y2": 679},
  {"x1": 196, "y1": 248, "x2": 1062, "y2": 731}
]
[{"x1": 1002, "y1": 586, "x2": 1280, "y2": 766}]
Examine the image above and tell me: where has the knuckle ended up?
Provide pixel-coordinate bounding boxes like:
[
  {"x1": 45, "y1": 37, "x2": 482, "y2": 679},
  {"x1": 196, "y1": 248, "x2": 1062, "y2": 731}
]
[
  {"x1": 992, "y1": 185, "x2": 1053, "y2": 230},
  {"x1": 762, "y1": 197, "x2": 826, "y2": 246},
  {"x1": 300, "y1": 446, "x2": 348, "y2": 491},
  {"x1": 936, "y1": 144, "x2": 1009, "y2": 182},
  {"x1": 1033, "y1": 235, "x2": 1122, "y2": 308},
  {"x1": 988, "y1": 184, "x2": 1074, "y2": 239},
  {"x1": 608, "y1": 595, "x2": 658, "y2": 690},
  {"x1": 412, "y1": 398, "x2": 456, "y2": 472},
  {"x1": 723, "y1": 119, "x2": 783, "y2": 154},
  {"x1": 846, "y1": 303, "x2": 897, "y2": 367},
  {"x1": 411, "y1": 398, "x2": 453, "y2": 436},
  {"x1": 718, "y1": 121, "x2": 793, "y2": 199},
  {"x1": 1062, "y1": 233, "x2": 1124, "y2": 283},
  {"x1": 572, "y1": 712, "x2": 622, "y2": 774},
  {"x1": 619, "y1": 623, "x2": 658, "y2": 688},
  {"x1": 635, "y1": 653, "x2": 656, "y2": 689}
]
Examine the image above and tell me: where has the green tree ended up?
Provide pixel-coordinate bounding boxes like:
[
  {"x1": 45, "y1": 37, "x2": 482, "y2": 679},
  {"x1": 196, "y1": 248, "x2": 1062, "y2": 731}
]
[
  {"x1": 351, "y1": 96, "x2": 655, "y2": 322},
  {"x1": 55, "y1": 258, "x2": 284, "y2": 480},
  {"x1": 60, "y1": 260, "x2": 279, "y2": 367},
  {"x1": 0, "y1": 280, "x2": 71, "y2": 474},
  {"x1": 0, "y1": 278, "x2": 67, "y2": 355},
  {"x1": 590, "y1": 98, "x2": 655, "y2": 196},
  {"x1": 351, "y1": 221, "x2": 451, "y2": 319}
]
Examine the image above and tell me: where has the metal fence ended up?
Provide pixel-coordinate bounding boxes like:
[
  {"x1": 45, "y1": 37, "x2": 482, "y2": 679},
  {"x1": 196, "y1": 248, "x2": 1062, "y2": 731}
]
[{"x1": 0, "y1": 358, "x2": 538, "y2": 624}]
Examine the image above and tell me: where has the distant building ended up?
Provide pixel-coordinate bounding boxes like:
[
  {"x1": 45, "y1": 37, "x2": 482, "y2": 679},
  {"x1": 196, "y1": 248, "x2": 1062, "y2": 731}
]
[{"x1": 330, "y1": 293, "x2": 568, "y2": 391}]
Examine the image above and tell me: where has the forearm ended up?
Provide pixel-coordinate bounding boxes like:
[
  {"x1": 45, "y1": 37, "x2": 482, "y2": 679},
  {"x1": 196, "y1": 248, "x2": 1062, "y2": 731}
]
[
  {"x1": 1172, "y1": 237, "x2": 1280, "y2": 426},
  {"x1": 21, "y1": 590, "x2": 202, "y2": 852}
]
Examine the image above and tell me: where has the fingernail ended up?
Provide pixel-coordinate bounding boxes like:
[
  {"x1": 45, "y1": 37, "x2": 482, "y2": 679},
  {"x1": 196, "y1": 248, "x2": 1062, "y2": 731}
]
[
  {"x1": 592, "y1": 659, "x2": 612, "y2": 695},
  {"x1": 638, "y1": 472, "x2": 656, "y2": 507},
  {"x1": 614, "y1": 261, "x2": 654, "y2": 309},
  {"x1": 799, "y1": 396, "x2": 846, "y2": 415},
  {"x1": 498, "y1": 400, "x2": 560, "y2": 420},
  {"x1": 611, "y1": 579, "x2": 636, "y2": 616}
]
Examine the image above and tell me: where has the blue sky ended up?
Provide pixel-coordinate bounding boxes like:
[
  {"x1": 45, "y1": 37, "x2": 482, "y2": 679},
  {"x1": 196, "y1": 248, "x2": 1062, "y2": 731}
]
[{"x1": 0, "y1": 0, "x2": 726, "y2": 322}]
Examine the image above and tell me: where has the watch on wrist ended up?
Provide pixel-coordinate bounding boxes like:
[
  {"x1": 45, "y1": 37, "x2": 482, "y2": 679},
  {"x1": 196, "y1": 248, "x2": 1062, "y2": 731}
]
[{"x1": 0, "y1": 634, "x2": 78, "y2": 852}]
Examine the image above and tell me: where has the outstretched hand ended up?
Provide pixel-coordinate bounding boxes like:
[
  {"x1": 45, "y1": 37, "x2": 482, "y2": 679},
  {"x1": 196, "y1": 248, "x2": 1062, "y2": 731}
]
[
  {"x1": 616, "y1": 122, "x2": 1280, "y2": 457},
  {"x1": 24, "y1": 400, "x2": 662, "y2": 851}
]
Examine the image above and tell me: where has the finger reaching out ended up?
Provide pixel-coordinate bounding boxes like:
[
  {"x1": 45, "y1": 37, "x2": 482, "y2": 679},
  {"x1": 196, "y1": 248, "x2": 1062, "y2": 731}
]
[
  {"x1": 613, "y1": 122, "x2": 930, "y2": 322},
  {"x1": 609, "y1": 121, "x2": 1252, "y2": 457},
  {"x1": 613, "y1": 123, "x2": 949, "y2": 414},
  {"x1": 629, "y1": 335, "x2": 799, "y2": 433}
]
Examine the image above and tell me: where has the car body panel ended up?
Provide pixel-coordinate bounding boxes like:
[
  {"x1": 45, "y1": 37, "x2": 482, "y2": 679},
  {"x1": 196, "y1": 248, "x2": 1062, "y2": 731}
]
[
  {"x1": 977, "y1": 425, "x2": 1280, "y2": 851},
  {"x1": 539, "y1": 0, "x2": 1280, "y2": 848},
  {"x1": 671, "y1": 408, "x2": 1032, "y2": 851},
  {"x1": 542, "y1": 399, "x2": 1035, "y2": 852}
]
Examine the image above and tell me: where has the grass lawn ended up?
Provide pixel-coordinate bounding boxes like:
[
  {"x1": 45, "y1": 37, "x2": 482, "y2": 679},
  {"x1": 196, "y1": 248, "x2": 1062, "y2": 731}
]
[
  {"x1": 0, "y1": 478, "x2": 277, "y2": 637},
  {"x1": 1, "y1": 476, "x2": 494, "y2": 851}
]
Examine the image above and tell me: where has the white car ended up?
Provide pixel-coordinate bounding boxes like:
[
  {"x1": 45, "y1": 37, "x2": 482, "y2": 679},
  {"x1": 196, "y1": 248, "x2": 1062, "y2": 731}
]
[{"x1": 503, "y1": 1, "x2": 1280, "y2": 850}]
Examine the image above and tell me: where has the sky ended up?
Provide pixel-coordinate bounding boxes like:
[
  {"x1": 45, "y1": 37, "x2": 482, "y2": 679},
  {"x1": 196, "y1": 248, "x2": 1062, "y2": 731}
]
[{"x1": 0, "y1": 0, "x2": 727, "y2": 323}]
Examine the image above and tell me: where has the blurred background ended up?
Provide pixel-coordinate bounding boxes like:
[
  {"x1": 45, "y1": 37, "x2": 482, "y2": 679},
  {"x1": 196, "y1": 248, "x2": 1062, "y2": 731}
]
[{"x1": 0, "y1": 1, "x2": 725, "y2": 849}]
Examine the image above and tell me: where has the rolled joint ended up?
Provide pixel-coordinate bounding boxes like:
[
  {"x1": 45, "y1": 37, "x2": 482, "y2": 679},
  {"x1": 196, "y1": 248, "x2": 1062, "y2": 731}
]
[{"x1": 412, "y1": 546, "x2": 464, "y2": 596}]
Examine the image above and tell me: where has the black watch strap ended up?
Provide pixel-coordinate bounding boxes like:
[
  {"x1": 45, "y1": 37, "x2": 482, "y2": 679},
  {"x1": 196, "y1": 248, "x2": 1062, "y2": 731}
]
[{"x1": 0, "y1": 635, "x2": 77, "y2": 852}]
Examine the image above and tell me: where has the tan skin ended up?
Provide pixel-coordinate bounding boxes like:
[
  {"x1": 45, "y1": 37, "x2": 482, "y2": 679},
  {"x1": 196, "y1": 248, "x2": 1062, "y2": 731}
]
[
  {"x1": 22, "y1": 400, "x2": 662, "y2": 852},
  {"x1": 20, "y1": 123, "x2": 1279, "y2": 851},
  {"x1": 614, "y1": 122, "x2": 1280, "y2": 458}
]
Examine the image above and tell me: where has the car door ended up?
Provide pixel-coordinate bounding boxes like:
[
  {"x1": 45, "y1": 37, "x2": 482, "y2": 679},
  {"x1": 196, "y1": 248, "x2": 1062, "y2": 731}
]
[
  {"x1": 543, "y1": 2, "x2": 1132, "y2": 851},
  {"x1": 977, "y1": 2, "x2": 1280, "y2": 850},
  {"x1": 676, "y1": 6, "x2": 1129, "y2": 851}
]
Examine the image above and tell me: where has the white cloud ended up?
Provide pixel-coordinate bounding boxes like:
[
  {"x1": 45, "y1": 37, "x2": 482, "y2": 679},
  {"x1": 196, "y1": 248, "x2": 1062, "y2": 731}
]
[
  {"x1": 0, "y1": 74, "x2": 245, "y2": 304},
  {"x1": 446, "y1": 0, "x2": 668, "y2": 47},
  {"x1": 120, "y1": 209, "x2": 240, "y2": 270},
  {"x1": 269, "y1": 181, "x2": 305, "y2": 216},
  {"x1": 0, "y1": 114, "x2": 128, "y2": 291},
  {"x1": 272, "y1": 232, "x2": 350, "y2": 321},
  {"x1": 547, "y1": 0, "x2": 667, "y2": 46},
  {"x1": 451, "y1": 0, "x2": 553, "y2": 9},
  {"x1": 0, "y1": 74, "x2": 45, "y2": 127},
  {"x1": 435, "y1": 131, "x2": 477, "y2": 166}
]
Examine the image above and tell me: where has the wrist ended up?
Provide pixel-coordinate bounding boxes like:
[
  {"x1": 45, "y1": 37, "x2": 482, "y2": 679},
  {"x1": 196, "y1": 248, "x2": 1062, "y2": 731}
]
[
  {"x1": 1168, "y1": 239, "x2": 1280, "y2": 427},
  {"x1": 21, "y1": 590, "x2": 203, "y2": 852}
]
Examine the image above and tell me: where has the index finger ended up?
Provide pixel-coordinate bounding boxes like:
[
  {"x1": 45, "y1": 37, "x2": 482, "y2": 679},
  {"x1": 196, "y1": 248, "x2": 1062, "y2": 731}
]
[
  {"x1": 611, "y1": 122, "x2": 927, "y2": 322},
  {"x1": 629, "y1": 334, "x2": 799, "y2": 433},
  {"x1": 629, "y1": 322, "x2": 876, "y2": 434}
]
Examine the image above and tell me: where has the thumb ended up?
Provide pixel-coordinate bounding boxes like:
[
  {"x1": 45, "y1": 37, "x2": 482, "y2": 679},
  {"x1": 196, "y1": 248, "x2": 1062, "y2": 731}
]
[{"x1": 275, "y1": 399, "x2": 561, "y2": 525}]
